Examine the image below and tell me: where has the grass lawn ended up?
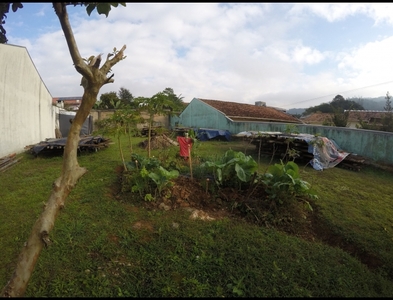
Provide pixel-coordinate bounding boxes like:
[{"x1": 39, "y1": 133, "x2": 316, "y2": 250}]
[{"x1": 1, "y1": 133, "x2": 393, "y2": 297}]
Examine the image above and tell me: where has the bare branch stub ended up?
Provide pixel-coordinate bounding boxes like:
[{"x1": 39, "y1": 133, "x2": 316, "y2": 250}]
[{"x1": 40, "y1": 231, "x2": 52, "y2": 248}]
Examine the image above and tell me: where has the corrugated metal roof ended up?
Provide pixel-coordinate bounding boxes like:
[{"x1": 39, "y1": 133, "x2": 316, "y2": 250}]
[{"x1": 55, "y1": 96, "x2": 83, "y2": 101}]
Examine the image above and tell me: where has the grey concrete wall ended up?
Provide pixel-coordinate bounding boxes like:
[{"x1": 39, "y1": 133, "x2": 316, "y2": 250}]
[
  {"x1": 0, "y1": 44, "x2": 56, "y2": 158},
  {"x1": 226, "y1": 122, "x2": 393, "y2": 165},
  {"x1": 91, "y1": 109, "x2": 170, "y2": 132}
]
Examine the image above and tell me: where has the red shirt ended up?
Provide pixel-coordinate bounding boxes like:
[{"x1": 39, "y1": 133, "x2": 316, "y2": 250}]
[{"x1": 177, "y1": 136, "x2": 193, "y2": 157}]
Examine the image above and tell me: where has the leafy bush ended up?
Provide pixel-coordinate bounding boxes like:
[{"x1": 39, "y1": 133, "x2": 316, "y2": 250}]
[
  {"x1": 148, "y1": 166, "x2": 179, "y2": 195},
  {"x1": 126, "y1": 153, "x2": 161, "y2": 171},
  {"x1": 122, "y1": 153, "x2": 179, "y2": 201},
  {"x1": 200, "y1": 149, "x2": 258, "y2": 190},
  {"x1": 260, "y1": 160, "x2": 318, "y2": 211}
]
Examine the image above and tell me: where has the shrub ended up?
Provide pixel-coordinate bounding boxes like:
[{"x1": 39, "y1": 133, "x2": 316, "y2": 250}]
[
  {"x1": 260, "y1": 160, "x2": 318, "y2": 212},
  {"x1": 200, "y1": 149, "x2": 258, "y2": 190},
  {"x1": 122, "y1": 153, "x2": 179, "y2": 201}
]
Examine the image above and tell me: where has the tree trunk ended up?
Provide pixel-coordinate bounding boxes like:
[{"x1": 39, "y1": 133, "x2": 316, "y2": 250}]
[
  {"x1": 1, "y1": 3, "x2": 126, "y2": 297},
  {"x1": 118, "y1": 133, "x2": 127, "y2": 171},
  {"x1": 1, "y1": 90, "x2": 94, "y2": 297}
]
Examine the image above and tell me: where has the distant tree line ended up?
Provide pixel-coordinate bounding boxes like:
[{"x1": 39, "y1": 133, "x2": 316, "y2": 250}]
[
  {"x1": 301, "y1": 95, "x2": 363, "y2": 127},
  {"x1": 299, "y1": 93, "x2": 393, "y2": 132},
  {"x1": 93, "y1": 87, "x2": 184, "y2": 111},
  {"x1": 302, "y1": 95, "x2": 364, "y2": 116},
  {"x1": 93, "y1": 86, "x2": 185, "y2": 157}
]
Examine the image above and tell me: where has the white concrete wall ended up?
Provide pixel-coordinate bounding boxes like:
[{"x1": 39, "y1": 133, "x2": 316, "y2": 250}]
[{"x1": 0, "y1": 44, "x2": 57, "y2": 158}]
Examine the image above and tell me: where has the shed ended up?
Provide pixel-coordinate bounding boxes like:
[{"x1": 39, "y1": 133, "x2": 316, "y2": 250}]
[
  {"x1": 57, "y1": 109, "x2": 93, "y2": 137},
  {"x1": 170, "y1": 97, "x2": 301, "y2": 134}
]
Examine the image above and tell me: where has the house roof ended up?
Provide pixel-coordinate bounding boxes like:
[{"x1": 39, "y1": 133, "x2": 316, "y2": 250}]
[
  {"x1": 52, "y1": 96, "x2": 83, "y2": 103},
  {"x1": 197, "y1": 98, "x2": 302, "y2": 124},
  {"x1": 302, "y1": 110, "x2": 391, "y2": 124},
  {"x1": 301, "y1": 113, "x2": 331, "y2": 124},
  {"x1": 347, "y1": 110, "x2": 389, "y2": 123}
]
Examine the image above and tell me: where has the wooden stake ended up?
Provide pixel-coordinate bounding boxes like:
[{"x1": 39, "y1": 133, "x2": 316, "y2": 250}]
[{"x1": 188, "y1": 143, "x2": 193, "y2": 180}]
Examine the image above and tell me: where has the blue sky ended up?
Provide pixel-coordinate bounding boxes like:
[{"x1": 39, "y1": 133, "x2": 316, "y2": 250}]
[{"x1": 3, "y1": 3, "x2": 393, "y2": 109}]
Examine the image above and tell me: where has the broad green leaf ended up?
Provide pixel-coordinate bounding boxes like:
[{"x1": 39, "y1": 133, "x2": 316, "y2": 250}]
[
  {"x1": 235, "y1": 163, "x2": 247, "y2": 182},
  {"x1": 85, "y1": 4, "x2": 96, "y2": 16}
]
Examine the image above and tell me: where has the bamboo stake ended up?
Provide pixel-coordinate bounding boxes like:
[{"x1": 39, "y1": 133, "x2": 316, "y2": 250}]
[{"x1": 188, "y1": 143, "x2": 193, "y2": 180}]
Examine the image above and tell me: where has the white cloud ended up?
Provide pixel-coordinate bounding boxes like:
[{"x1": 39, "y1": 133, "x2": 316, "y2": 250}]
[
  {"x1": 291, "y1": 3, "x2": 393, "y2": 26},
  {"x1": 263, "y1": 41, "x2": 327, "y2": 65},
  {"x1": 336, "y1": 36, "x2": 393, "y2": 95},
  {"x1": 4, "y1": 3, "x2": 393, "y2": 108},
  {"x1": 292, "y1": 46, "x2": 326, "y2": 64},
  {"x1": 290, "y1": 3, "x2": 368, "y2": 22}
]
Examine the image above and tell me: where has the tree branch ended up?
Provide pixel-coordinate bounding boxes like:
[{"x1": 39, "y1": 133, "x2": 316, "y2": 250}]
[
  {"x1": 101, "y1": 44, "x2": 127, "y2": 75},
  {"x1": 52, "y1": 2, "x2": 91, "y2": 80}
]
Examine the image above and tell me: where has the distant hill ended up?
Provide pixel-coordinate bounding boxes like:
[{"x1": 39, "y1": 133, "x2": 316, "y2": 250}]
[
  {"x1": 286, "y1": 96, "x2": 387, "y2": 116},
  {"x1": 351, "y1": 97, "x2": 386, "y2": 110}
]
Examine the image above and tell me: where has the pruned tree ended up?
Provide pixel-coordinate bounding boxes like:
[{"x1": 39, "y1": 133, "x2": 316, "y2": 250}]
[{"x1": 1, "y1": 2, "x2": 127, "y2": 297}]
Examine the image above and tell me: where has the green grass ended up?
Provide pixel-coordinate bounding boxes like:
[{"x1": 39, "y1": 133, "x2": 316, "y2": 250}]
[
  {"x1": 299, "y1": 164, "x2": 393, "y2": 278},
  {"x1": 1, "y1": 134, "x2": 393, "y2": 297}
]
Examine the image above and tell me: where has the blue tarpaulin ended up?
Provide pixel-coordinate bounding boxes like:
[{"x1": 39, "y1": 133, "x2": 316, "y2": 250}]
[{"x1": 196, "y1": 128, "x2": 232, "y2": 141}]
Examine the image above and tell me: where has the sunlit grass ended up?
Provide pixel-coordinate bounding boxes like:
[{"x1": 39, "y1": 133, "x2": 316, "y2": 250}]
[{"x1": 1, "y1": 133, "x2": 393, "y2": 296}]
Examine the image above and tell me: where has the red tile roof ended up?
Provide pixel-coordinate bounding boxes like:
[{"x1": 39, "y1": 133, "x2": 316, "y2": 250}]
[
  {"x1": 348, "y1": 110, "x2": 389, "y2": 123},
  {"x1": 52, "y1": 96, "x2": 83, "y2": 105},
  {"x1": 197, "y1": 98, "x2": 301, "y2": 123},
  {"x1": 301, "y1": 113, "x2": 331, "y2": 124}
]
